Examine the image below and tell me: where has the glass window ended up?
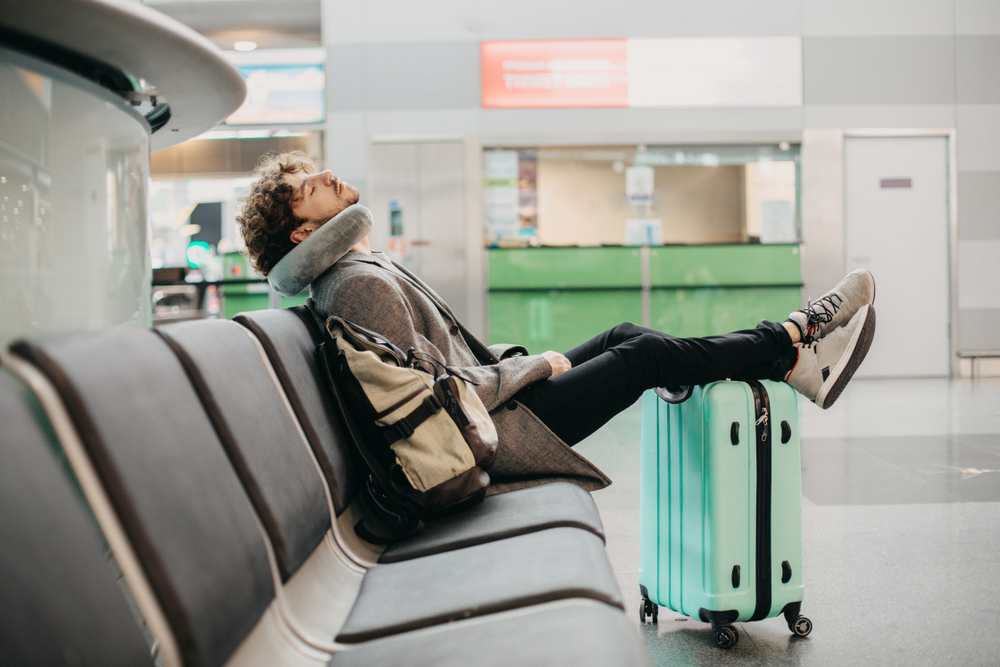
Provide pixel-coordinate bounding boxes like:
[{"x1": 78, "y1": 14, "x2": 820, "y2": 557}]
[
  {"x1": 483, "y1": 143, "x2": 800, "y2": 246},
  {"x1": 0, "y1": 48, "x2": 151, "y2": 347}
]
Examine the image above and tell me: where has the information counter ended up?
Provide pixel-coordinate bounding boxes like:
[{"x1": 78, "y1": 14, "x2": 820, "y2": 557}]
[{"x1": 488, "y1": 244, "x2": 802, "y2": 353}]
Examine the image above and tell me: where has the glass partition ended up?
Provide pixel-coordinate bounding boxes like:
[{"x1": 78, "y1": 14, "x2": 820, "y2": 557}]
[
  {"x1": 0, "y1": 47, "x2": 151, "y2": 347},
  {"x1": 483, "y1": 142, "x2": 800, "y2": 247}
]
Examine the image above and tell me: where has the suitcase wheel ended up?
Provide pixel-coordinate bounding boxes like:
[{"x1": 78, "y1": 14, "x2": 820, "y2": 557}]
[
  {"x1": 789, "y1": 615, "x2": 813, "y2": 637},
  {"x1": 713, "y1": 625, "x2": 739, "y2": 649},
  {"x1": 639, "y1": 599, "x2": 659, "y2": 623}
]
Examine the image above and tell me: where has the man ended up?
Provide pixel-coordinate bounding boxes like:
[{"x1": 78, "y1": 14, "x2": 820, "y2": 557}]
[{"x1": 236, "y1": 152, "x2": 875, "y2": 492}]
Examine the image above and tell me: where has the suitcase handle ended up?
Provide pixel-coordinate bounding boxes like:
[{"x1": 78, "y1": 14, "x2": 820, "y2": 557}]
[{"x1": 653, "y1": 385, "x2": 693, "y2": 404}]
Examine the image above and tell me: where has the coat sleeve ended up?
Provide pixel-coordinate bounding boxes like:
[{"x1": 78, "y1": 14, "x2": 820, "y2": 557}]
[
  {"x1": 488, "y1": 343, "x2": 530, "y2": 359},
  {"x1": 323, "y1": 271, "x2": 553, "y2": 412}
]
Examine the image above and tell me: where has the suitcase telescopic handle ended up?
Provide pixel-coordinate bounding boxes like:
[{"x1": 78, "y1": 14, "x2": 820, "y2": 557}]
[{"x1": 654, "y1": 385, "x2": 693, "y2": 404}]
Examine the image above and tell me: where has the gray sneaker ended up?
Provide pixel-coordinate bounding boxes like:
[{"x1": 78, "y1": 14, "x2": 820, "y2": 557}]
[
  {"x1": 788, "y1": 269, "x2": 876, "y2": 344},
  {"x1": 785, "y1": 304, "x2": 876, "y2": 409}
]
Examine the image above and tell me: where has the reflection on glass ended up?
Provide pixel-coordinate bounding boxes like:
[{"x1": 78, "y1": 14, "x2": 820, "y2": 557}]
[
  {"x1": 148, "y1": 176, "x2": 255, "y2": 280},
  {"x1": 484, "y1": 143, "x2": 801, "y2": 247},
  {"x1": 0, "y1": 49, "x2": 151, "y2": 347}
]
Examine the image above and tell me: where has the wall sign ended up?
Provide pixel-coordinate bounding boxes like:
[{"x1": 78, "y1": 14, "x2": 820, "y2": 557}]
[
  {"x1": 482, "y1": 38, "x2": 802, "y2": 109},
  {"x1": 880, "y1": 178, "x2": 912, "y2": 188},
  {"x1": 223, "y1": 49, "x2": 327, "y2": 125},
  {"x1": 481, "y1": 40, "x2": 628, "y2": 109}
]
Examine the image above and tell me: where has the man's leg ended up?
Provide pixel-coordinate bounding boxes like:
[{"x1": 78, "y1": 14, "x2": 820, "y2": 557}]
[
  {"x1": 520, "y1": 267, "x2": 878, "y2": 445},
  {"x1": 517, "y1": 320, "x2": 797, "y2": 447},
  {"x1": 560, "y1": 322, "x2": 663, "y2": 368}
]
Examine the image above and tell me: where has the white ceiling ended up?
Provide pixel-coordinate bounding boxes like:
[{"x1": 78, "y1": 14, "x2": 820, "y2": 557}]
[{"x1": 142, "y1": 0, "x2": 321, "y2": 50}]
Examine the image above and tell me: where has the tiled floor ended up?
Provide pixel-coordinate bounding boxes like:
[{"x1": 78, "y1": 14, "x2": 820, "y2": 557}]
[{"x1": 575, "y1": 378, "x2": 1000, "y2": 667}]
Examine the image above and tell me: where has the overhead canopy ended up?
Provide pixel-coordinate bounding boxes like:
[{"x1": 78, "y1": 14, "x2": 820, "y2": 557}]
[{"x1": 0, "y1": 0, "x2": 247, "y2": 151}]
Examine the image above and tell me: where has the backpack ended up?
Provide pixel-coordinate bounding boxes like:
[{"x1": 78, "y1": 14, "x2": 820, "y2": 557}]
[{"x1": 319, "y1": 317, "x2": 498, "y2": 527}]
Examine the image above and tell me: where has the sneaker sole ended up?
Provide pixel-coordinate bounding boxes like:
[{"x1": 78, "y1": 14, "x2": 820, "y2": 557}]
[{"x1": 816, "y1": 304, "x2": 877, "y2": 410}]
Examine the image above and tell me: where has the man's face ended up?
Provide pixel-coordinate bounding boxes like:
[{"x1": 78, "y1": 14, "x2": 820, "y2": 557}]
[{"x1": 283, "y1": 169, "x2": 360, "y2": 227}]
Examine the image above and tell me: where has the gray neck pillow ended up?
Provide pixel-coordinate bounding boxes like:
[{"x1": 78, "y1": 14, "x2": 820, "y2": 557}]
[{"x1": 267, "y1": 203, "x2": 374, "y2": 297}]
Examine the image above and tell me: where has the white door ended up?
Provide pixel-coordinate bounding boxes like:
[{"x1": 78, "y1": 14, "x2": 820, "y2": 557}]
[
  {"x1": 369, "y1": 141, "x2": 467, "y2": 322},
  {"x1": 844, "y1": 136, "x2": 950, "y2": 377}
]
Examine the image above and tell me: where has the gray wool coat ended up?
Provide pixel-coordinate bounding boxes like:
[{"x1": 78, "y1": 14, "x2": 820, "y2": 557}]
[{"x1": 307, "y1": 250, "x2": 611, "y2": 495}]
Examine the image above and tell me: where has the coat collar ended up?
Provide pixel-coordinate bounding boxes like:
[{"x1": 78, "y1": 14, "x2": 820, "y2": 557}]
[
  {"x1": 337, "y1": 251, "x2": 498, "y2": 364},
  {"x1": 339, "y1": 251, "x2": 455, "y2": 317}
]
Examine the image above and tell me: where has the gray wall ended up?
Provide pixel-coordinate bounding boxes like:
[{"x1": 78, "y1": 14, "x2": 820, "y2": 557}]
[{"x1": 321, "y1": 0, "x2": 1000, "y2": 355}]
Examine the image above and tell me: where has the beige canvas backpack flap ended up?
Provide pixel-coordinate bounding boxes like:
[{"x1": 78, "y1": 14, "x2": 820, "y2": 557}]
[{"x1": 325, "y1": 317, "x2": 498, "y2": 513}]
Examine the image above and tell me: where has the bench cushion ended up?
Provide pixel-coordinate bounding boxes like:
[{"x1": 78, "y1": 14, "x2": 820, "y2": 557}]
[
  {"x1": 12, "y1": 331, "x2": 275, "y2": 667},
  {"x1": 381, "y1": 482, "x2": 604, "y2": 563},
  {"x1": 156, "y1": 319, "x2": 331, "y2": 581},
  {"x1": 337, "y1": 527, "x2": 622, "y2": 643},
  {"x1": 0, "y1": 371, "x2": 154, "y2": 667},
  {"x1": 237, "y1": 308, "x2": 607, "y2": 562},
  {"x1": 330, "y1": 602, "x2": 650, "y2": 667},
  {"x1": 234, "y1": 307, "x2": 360, "y2": 514}
]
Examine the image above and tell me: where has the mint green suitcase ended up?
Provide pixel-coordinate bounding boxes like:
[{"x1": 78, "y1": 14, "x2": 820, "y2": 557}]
[{"x1": 637, "y1": 380, "x2": 812, "y2": 648}]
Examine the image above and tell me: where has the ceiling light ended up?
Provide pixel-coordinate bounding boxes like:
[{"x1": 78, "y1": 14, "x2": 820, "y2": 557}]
[
  {"x1": 192, "y1": 130, "x2": 237, "y2": 140},
  {"x1": 234, "y1": 41, "x2": 257, "y2": 52}
]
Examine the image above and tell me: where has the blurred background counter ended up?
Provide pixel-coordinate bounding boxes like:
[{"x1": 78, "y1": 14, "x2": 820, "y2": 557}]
[
  {"x1": 488, "y1": 244, "x2": 801, "y2": 355},
  {"x1": 151, "y1": 252, "x2": 307, "y2": 324}
]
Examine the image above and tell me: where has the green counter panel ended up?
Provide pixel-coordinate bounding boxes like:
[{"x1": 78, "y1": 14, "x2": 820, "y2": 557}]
[
  {"x1": 489, "y1": 290, "x2": 643, "y2": 355},
  {"x1": 220, "y1": 283, "x2": 308, "y2": 320},
  {"x1": 650, "y1": 287, "x2": 802, "y2": 339},
  {"x1": 488, "y1": 247, "x2": 642, "y2": 289},
  {"x1": 649, "y1": 244, "x2": 801, "y2": 287},
  {"x1": 487, "y1": 244, "x2": 802, "y2": 353}
]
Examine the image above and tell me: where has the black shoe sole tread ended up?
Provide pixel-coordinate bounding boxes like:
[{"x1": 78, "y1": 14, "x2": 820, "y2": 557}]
[{"x1": 821, "y1": 305, "x2": 877, "y2": 410}]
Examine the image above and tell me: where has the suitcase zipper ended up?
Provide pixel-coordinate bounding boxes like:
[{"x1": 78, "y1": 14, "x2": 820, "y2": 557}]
[{"x1": 746, "y1": 380, "x2": 773, "y2": 622}]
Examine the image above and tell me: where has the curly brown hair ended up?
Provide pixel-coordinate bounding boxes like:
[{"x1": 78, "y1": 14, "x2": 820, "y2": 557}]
[{"x1": 235, "y1": 151, "x2": 317, "y2": 276}]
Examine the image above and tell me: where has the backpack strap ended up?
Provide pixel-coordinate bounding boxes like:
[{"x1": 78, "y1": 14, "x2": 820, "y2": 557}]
[{"x1": 382, "y1": 394, "x2": 442, "y2": 444}]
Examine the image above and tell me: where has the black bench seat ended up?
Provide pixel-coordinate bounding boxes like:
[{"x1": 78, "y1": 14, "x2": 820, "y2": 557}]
[
  {"x1": 1, "y1": 364, "x2": 648, "y2": 667},
  {"x1": 6, "y1": 323, "x2": 647, "y2": 666},
  {"x1": 154, "y1": 320, "x2": 622, "y2": 644},
  {"x1": 0, "y1": 370, "x2": 155, "y2": 667},
  {"x1": 233, "y1": 308, "x2": 607, "y2": 557},
  {"x1": 330, "y1": 600, "x2": 649, "y2": 667}
]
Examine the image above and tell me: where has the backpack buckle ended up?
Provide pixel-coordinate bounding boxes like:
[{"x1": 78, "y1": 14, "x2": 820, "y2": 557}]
[{"x1": 393, "y1": 418, "x2": 415, "y2": 440}]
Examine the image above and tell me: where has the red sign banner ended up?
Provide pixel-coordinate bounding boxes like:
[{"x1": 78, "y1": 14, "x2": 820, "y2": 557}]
[{"x1": 481, "y1": 40, "x2": 628, "y2": 108}]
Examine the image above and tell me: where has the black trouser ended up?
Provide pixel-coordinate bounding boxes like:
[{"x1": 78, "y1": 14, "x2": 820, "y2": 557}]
[{"x1": 516, "y1": 321, "x2": 798, "y2": 447}]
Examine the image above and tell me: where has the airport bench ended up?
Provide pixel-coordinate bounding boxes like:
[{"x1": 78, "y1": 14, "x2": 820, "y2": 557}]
[
  {"x1": 957, "y1": 350, "x2": 1000, "y2": 378},
  {"x1": 0, "y1": 371, "x2": 156, "y2": 667},
  {"x1": 234, "y1": 306, "x2": 608, "y2": 563},
  {"x1": 1, "y1": 312, "x2": 648, "y2": 667}
]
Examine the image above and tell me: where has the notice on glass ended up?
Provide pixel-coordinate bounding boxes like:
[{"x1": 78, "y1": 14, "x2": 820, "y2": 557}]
[
  {"x1": 626, "y1": 218, "x2": 663, "y2": 246},
  {"x1": 760, "y1": 200, "x2": 796, "y2": 243},
  {"x1": 484, "y1": 151, "x2": 520, "y2": 240}
]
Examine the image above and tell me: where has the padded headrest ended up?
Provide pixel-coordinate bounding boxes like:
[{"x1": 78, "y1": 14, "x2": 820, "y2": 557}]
[
  {"x1": 11, "y1": 330, "x2": 275, "y2": 667},
  {"x1": 233, "y1": 307, "x2": 361, "y2": 515},
  {"x1": 0, "y1": 371, "x2": 155, "y2": 667},
  {"x1": 155, "y1": 319, "x2": 331, "y2": 580},
  {"x1": 267, "y1": 203, "x2": 373, "y2": 297}
]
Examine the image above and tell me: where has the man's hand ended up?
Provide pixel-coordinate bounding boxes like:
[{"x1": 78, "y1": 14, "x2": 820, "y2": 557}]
[{"x1": 541, "y1": 350, "x2": 572, "y2": 378}]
